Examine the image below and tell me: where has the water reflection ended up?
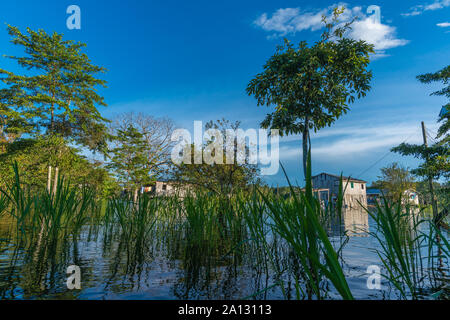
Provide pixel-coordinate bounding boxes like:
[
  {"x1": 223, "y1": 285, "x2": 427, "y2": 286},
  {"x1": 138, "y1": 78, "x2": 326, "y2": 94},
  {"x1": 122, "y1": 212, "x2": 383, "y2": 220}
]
[
  {"x1": 0, "y1": 205, "x2": 444, "y2": 300},
  {"x1": 330, "y1": 207, "x2": 369, "y2": 237}
]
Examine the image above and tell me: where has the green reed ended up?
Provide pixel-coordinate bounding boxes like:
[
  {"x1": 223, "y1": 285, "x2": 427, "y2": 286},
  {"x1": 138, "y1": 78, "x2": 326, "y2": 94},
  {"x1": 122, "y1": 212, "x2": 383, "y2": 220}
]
[
  {"x1": 0, "y1": 162, "x2": 95, "y2": 246},
  {"x1": 106, "y1": 193, "x2": 158, "y2": 266},
  {"x1": 254, "y1": 153, "x2": 353, "y2": 300},
  {"x1": 365, "y1": 196, "x2": 432, "y2": 299},
  {"x1": 1, "y1": 161, "x2": 447, "y2": 300}
]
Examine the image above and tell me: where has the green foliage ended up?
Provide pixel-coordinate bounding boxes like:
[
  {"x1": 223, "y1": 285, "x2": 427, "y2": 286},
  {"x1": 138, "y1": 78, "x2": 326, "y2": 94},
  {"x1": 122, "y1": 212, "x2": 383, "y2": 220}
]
[
  {"x1": 374, "y1": 163, "x2": 416, "y2": 200},
  {"x1": 0, "y1": 136, "x2": 115, "y2": 194},
  {"x1": 172, "y1": 119, "x2": 261, "y2": 195},
  {"x1": 393, "y1": 65, "x2": 450, "y2": 181},
  {"x1": 247, "y1": 9, "x2": 374, "y2": 176},
  {"x1": 254, "y1": 155, "x2": 353, "y2": 300},
  {"x1": 392, "y1": 143, "x2": 450, "y2": 180},
  {"x1": 416, "y1": 180, "x2": 449, "y2": 211},
  {"x1": 365, "y1": 199, "x2": 449, "y2": 299},
  {"x1": 417, "y1": 65, "x2": 449, "y2": 145},
  {"x1": 0, "y1": 25, "x2": 109, "y2": 152},
  {"x1": 107, "y1": 124, "x2": 154, "y2": 193},
  {"x1": 0, "y1": 162, "x2": 99, "y2": 247},
  {"x1": 0, "y1": 87, "x2": 35, "y2": 152}
]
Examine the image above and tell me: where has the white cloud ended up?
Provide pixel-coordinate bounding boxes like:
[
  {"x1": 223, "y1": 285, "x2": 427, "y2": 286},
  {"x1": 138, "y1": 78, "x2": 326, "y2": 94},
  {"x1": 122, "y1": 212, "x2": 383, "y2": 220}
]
[
  {"x1": 402, "y1": 0, "x2": 450, "y2": 17},
  {"x1": 347, "y1": 17, "x2": 409, "y2": 51},
  {"x1": 255, "y1": 6, "x2": 333, "y2": 36},
  {"x1": 278, "y1": 122, "x2": 437, "y2": 161},
  {"x1": 437, "y1": 22, "x2": 450, "y2": 27},
  {"x1": 254, "y1": 4, "x2": 408, "y2": 55}
]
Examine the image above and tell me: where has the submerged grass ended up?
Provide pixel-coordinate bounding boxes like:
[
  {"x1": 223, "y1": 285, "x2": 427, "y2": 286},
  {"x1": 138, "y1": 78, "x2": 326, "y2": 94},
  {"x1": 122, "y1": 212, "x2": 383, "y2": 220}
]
[
  {"x1": 0, "y1": 160, "x2": 448, "y2": 300},
  {"x1": 365, "y1": 195, "x2": 449, "y2": 299},
  {"x1": 254, "y1": 153, "x2": 354, "y2": 300}
]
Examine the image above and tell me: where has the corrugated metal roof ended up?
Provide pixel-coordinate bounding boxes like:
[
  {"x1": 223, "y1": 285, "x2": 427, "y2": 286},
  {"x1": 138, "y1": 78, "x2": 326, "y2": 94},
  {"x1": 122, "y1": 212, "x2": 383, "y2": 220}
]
[
  {"x1": 312, "y1": 172, "x2": 367, "y2": 183},
  {"x1": 367, "y1": 188, "x2": 382, "y2": 194}
]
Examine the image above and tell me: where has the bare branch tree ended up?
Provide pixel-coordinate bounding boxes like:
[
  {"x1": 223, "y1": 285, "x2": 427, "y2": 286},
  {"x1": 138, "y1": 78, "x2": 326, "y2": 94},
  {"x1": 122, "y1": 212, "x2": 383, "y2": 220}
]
[{"x1": 109, "y1": 112, "x2": 176, "y2": 183}]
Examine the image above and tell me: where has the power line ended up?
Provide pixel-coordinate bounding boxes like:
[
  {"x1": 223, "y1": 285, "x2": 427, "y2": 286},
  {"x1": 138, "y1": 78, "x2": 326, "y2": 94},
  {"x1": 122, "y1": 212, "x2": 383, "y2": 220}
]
[{"x1": 356, "y1": 132, "x2": 416, "y2": 179}]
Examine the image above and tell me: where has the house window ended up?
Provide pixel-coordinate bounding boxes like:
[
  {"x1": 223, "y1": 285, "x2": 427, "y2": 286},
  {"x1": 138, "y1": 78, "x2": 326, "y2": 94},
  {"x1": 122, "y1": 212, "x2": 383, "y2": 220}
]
[
  {"x1": 351, "y1": 182, "x2": 354, "y2": 189},
  {"x1": 362, "y1": 184, "x2": 364, "y2": 190},
  {"x1": 162, "y1": 184, "x2": 167, "y2": 191}
]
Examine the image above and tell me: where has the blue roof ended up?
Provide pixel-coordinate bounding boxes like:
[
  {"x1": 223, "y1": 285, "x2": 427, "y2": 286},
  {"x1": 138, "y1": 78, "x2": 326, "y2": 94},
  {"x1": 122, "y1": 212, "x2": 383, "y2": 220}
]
[{"x1": 367, "y1": 188, "x2": 382, "y2": 194}]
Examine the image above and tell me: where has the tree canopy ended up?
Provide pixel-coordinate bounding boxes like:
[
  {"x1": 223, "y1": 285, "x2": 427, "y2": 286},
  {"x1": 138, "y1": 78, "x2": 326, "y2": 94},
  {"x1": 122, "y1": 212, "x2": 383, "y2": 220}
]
[
  {"x1": 171, "y1": 119, "x2": 261, "y2": 195},
  {"x1": 392, "y1": 65, "x2": 450, "y2": 181},
  {"x1": 373, "y1": 162, "x2": 416, "y2": 200},
  {"x1": 247, "y1": 8, "x2": 374, "y2": 178},
  {"x1": 0, "y1": 25, "x2": 109, "y2": 152}
]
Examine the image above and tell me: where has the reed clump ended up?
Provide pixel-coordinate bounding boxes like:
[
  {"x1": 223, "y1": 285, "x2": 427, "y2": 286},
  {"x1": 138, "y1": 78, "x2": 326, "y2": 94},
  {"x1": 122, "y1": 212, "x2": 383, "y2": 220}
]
[{"x1": 0, "y1": 160, "x2": 448, "y2": 300}]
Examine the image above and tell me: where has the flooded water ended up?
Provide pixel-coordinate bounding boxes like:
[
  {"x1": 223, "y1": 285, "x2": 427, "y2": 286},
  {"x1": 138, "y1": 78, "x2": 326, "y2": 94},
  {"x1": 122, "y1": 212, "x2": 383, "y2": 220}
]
[{"x1": 0, "y1": 207, "x2": 446, "y2": 300}]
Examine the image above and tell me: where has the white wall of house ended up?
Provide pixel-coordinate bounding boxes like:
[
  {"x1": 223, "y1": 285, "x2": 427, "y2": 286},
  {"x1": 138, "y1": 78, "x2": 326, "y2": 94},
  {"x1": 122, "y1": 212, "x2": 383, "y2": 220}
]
[{"x1": 312, "y1": 173, "x2": 367, "y2": 209}]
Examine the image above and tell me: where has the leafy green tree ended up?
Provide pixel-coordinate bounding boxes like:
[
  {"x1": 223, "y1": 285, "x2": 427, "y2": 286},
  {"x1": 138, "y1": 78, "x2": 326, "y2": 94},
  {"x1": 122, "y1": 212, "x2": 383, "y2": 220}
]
[
  {"x1": 0, "y1": 88, "x2": 34, "y2": 153},
  {"x1": 172, "y1": 119, "x2": 261, "y2": 195},
  {"x1": 0, "y1": 25, "x2": 109, "y2": 187},
  {"x1": 0, "y1": 136, "x2": 115, "y2": 194},
  {"x1": 374, "y1": 163, "x2": 416, "y2": 200},
  {"x1": 393, "y1": 65, "x2": 449, "y2": 181},
  {"x1": 107, "y1": 125, "x2": 154, "y2": 201},
  {"x1": 246, "y1": 8, "x2": 374, "y2": 178},
  {"x1": 417, "y1": 65, "x2": 449, "y2": 146},
  {"x1": 110, "y1": 112, "x2": 175, "y2": 180},
  {"x1": 392, "y1": 66, "x2": 449, "y2": 219}
]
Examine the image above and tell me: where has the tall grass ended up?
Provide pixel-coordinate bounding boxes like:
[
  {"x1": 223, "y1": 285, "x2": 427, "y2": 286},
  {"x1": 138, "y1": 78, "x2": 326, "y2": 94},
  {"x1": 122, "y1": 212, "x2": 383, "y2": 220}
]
[
  {"x1": 0, "y1": 161, "x2": 447, "y2": 300},
  {"x1": 253, "y1": 152, "x2": 353, "y2": 300},
  {"x1": 366, "y1": 199, "x2": 426, "y2": 299},
  {"x1": 364, "y1": 193, "x2": 450, "y2": 299}
]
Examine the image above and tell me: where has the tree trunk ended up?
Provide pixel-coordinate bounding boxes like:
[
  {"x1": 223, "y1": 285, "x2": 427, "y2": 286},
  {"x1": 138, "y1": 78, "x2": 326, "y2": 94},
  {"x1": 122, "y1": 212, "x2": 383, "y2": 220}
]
[
  {"x1": 302, "y1": 117, "x2": 310, "y2": 179},
  {"x1": 134, "y1": 188, "x2": 139, "y2": 204},
  {"x1": 47, "y1": 166, "x2": 52, "y2": 193}
]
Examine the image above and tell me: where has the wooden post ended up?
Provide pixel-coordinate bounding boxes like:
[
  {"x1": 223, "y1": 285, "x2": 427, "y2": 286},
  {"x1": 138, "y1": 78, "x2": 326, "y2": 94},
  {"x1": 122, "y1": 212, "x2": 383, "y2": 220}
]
[
  {"x1": 52, "y1": 167, "x2": 59, "y2": 196},
  {"x1": 47, "y1": 166, "x2": 52, "y2": 193},
  {"x1": 421, "y1": 121, "x2": 438, "y2": 220}
]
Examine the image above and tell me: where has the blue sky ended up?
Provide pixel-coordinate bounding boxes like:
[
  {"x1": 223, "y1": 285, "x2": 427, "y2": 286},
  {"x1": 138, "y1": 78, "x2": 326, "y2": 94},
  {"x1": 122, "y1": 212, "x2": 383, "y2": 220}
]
[{"x1": 0, "y1": 0, "x2": 448, "y2": 186}]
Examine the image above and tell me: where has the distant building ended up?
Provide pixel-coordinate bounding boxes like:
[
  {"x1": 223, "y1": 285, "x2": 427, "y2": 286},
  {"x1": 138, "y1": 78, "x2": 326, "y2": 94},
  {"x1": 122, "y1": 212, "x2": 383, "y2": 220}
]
[
  {"x1": 403, "y1": 189, "x2": 420, "y2": 206},
  {"x1": 142, "y1": 181, "x2": 189, "y2": 197},
  {"x1": 367, "y1": 188, "x2": 382, "y2": 205},
  {"x1": 312, "y1": 173, "x2": 367, "y2": 209},
  {"x1": 366, "y1": 188, "x2": 420, "y2": 206}
]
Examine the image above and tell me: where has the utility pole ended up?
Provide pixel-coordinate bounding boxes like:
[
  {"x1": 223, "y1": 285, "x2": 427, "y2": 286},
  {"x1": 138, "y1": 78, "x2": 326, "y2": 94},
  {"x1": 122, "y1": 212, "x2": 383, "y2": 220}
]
[{"x1": 421, "y1": 121, "x2": 438, "y2": 220}]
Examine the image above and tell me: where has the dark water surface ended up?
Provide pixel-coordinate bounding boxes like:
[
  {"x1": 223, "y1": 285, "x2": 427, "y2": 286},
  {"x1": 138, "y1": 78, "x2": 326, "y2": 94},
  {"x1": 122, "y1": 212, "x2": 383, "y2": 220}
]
[{"x1": 0, "y1": 208, "x2": 446, "y2": 300}]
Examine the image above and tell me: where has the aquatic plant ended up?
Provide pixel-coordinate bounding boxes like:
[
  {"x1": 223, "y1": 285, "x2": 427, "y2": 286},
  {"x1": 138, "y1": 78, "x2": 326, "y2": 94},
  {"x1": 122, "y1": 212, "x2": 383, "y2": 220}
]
[
  {"x1": 365, "y1": 197, "x2": 429, "y2": 299},
  {"x1": 257, "y1": 153, "x2": 353, "y2": 300}
]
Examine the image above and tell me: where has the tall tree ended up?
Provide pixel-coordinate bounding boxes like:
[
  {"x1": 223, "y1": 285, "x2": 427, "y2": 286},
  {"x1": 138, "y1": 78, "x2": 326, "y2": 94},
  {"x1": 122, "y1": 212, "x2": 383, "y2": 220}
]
[
  {"x1": 0, "y1": 25, "x2": 109, "y2": 187},
  {"x1": 107, "y1": 124, "x2": 154, "y2": 201},
  {"x1": 0, "y1": 88, "x2": 34, "y2": 153},
  {"x1": 392, "y1": 65, "x2": 449, "y2": 218},
  {"x1": 110, "y1": 112, "x2": 175, "y2": 179},
  {"x1": 374, "y1": 162, "x2": 416, "y2": 200},
  {"x1": 247, "y1": 8, "x2": 373, "y2": 179},
  {"x1": 393, "y1": 66, "x2": 449, "y2": 181},
  {"x1": 172, "y1": 119, "x2": 261, "y2": 195}
]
